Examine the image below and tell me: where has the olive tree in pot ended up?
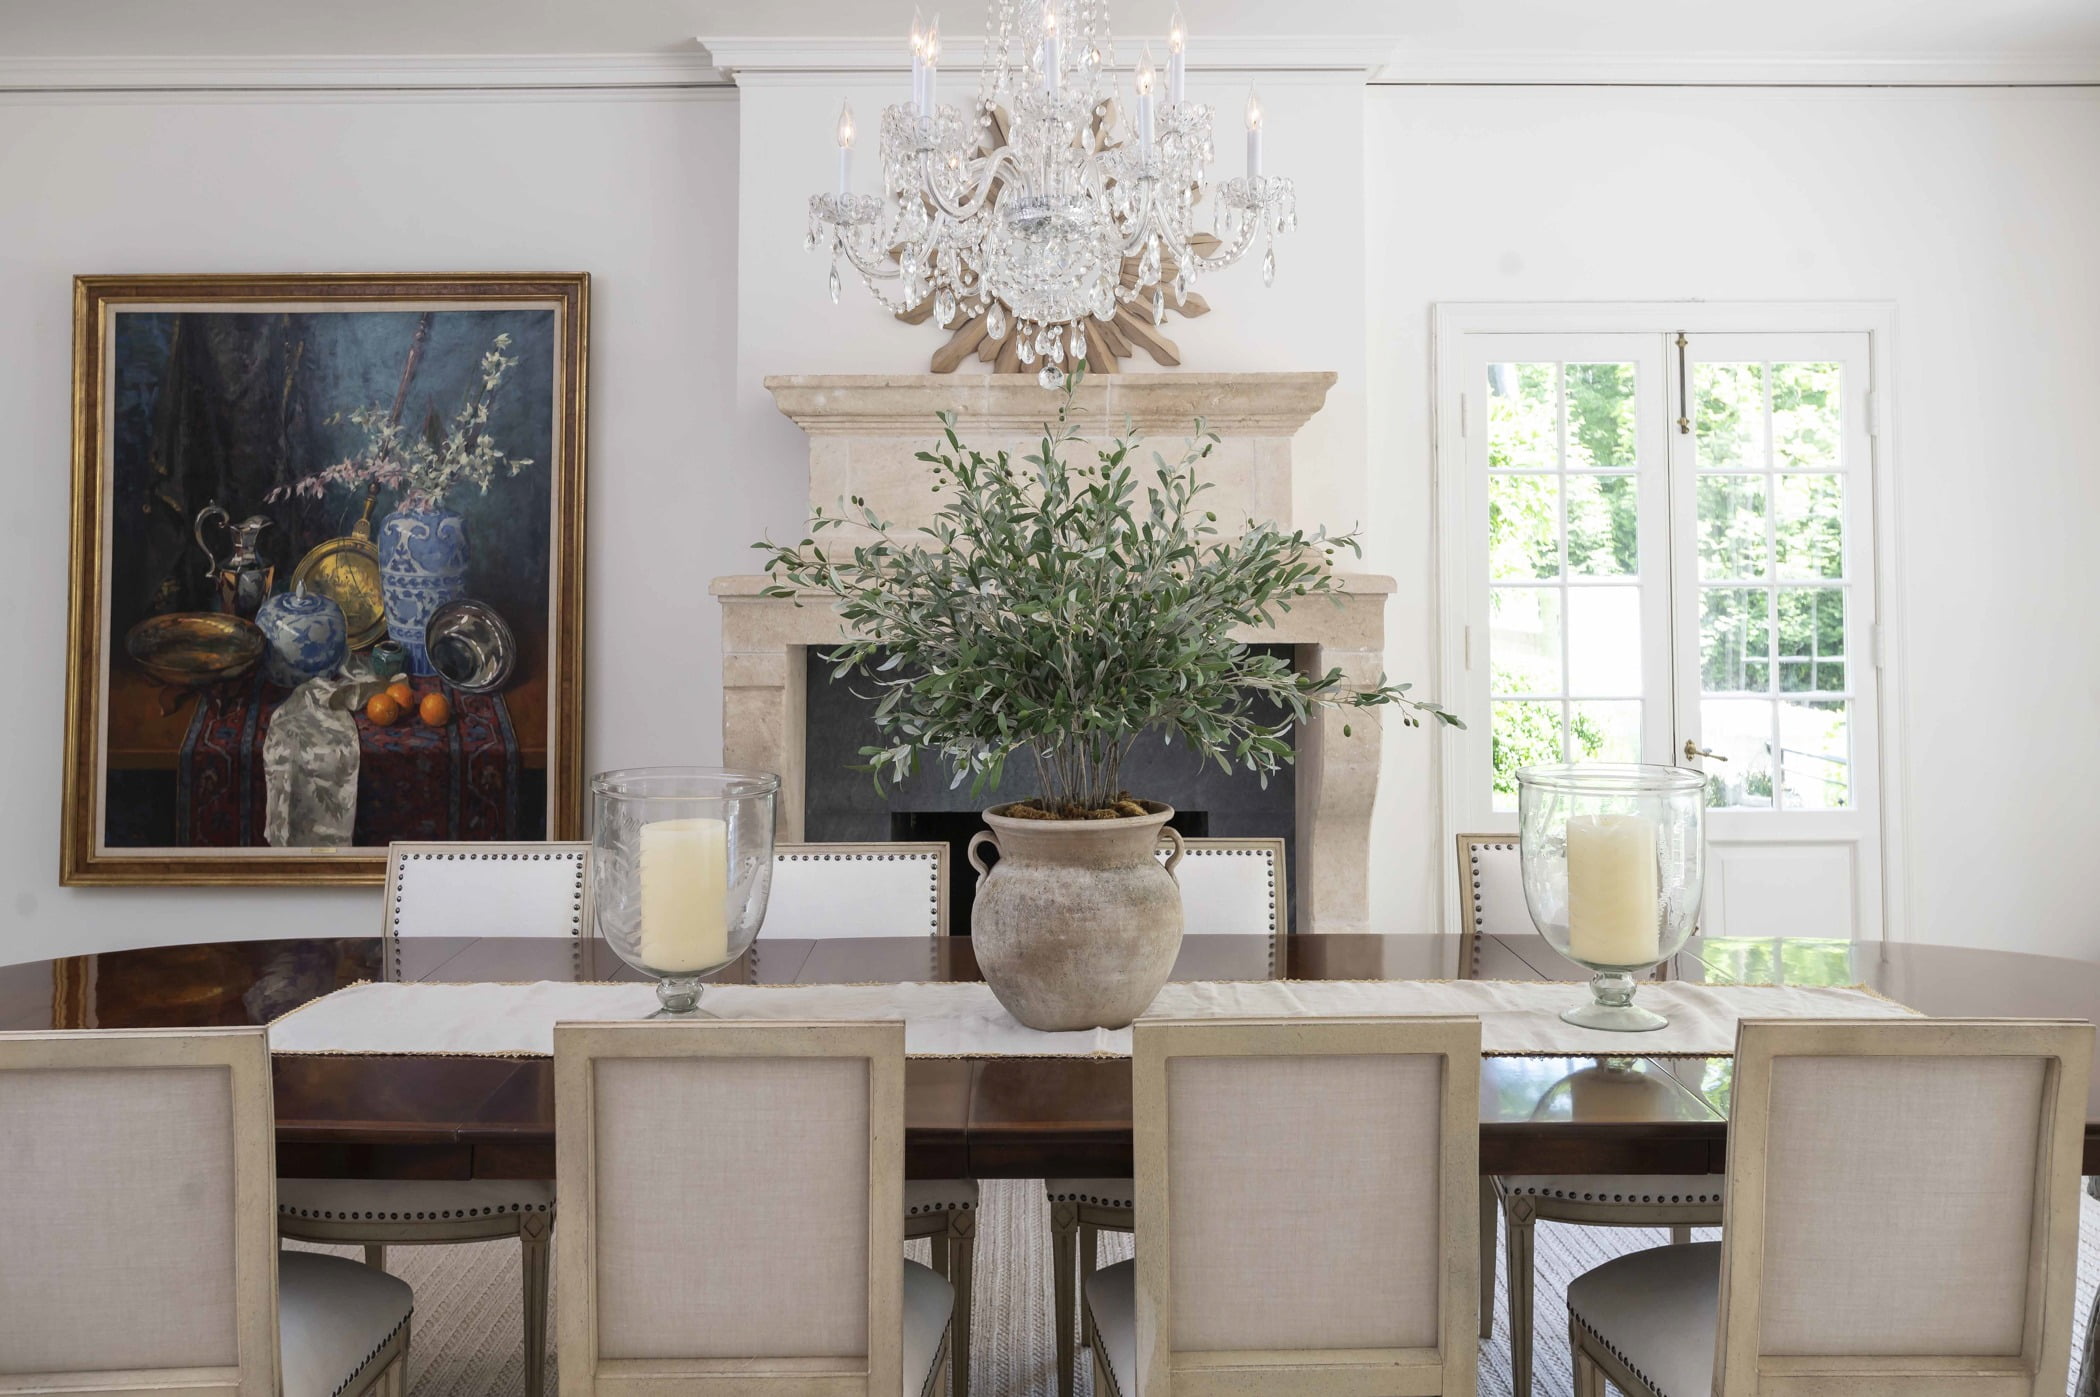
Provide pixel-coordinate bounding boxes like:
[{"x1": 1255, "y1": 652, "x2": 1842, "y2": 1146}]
[{"x1": 759, "y1": 373, "x2": 1460, "y2": 1030}]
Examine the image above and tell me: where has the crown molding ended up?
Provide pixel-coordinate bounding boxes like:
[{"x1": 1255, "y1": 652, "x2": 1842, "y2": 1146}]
[
  {"x1": 0, "y1": 52, "x2": 729, "y2": 94},
  {"x1": 1372, "y1": 50, "x2": 2100, "y2": 86},
  {"x1": 699, "y1": 35, "x2": 1398, "y2": 80}
]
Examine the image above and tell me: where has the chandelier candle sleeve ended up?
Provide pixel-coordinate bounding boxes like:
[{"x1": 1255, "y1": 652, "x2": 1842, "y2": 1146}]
[
  {"x1": 1135, "y1": 53, "x2": 1156, "y2": 150},
  {"x1": 1246, "y1": 88, "x2": 1264, "y2": 177},
  {"x1": 1041, "y1": 7, "x2": 1060, "y2": 99},
  {"x1": 638, "y1": 817, "x2": 730, "y2": 974},
  {"x1": 1167, "y1": 9, "x2": 1186, "y2": 102},
  {"x1": 922, "y1": 16, "x2": 940, "y2": 117},
  {"x1": 1566, "y1": 814, "x2": 1662, "y2": 966},
  {"x1": 836, "y1": 102, "x2": 855, "y2": 197}
]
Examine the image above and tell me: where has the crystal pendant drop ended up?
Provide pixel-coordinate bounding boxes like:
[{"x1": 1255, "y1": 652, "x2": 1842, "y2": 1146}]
[
  {"x1": 1042, "y1": 325, "x2": 1065, "y2": 363},
  {"x1": 1018, "y1": 329, "x2": 1036, "y2": 364},
  {"x1": 1262, "y1": 245, "x2": 1276, "y2": 287},
  {"x1": 829, "y1": 263, "x2": 842, "y2": 304},
  {"x1": 1037, "y1": 361, "x2": 1063, "y2": 390},
  {"x1": 1136, "y1": 236, "x2": 1162, "y2": 288},
  {"x1": 1152, "y1": 288, "x2": 1166, "y2": 325},
  {"x1": 934, "y1": 289, "x2": 957, "y2": 328},
  {"x1": 987, "y1": 302, "x2": 1008, "y2": 340},
  {"x1": 1072, "y1": 322, "x2": 1088, "y2": 365}
]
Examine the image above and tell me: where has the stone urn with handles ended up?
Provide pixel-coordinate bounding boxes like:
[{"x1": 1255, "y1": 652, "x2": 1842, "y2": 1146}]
[{"x1": 968, "y1": 800, "x2": 1186, "y2": 1031}]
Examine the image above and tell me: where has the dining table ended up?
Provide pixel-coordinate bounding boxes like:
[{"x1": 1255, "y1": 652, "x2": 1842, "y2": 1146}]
[{"x1": 3, "y1": 931, "x2": 2095, "y2": 1180}]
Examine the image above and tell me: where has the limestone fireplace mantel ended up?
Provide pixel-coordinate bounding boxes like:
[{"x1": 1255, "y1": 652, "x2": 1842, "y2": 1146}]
[{"x1": 715, "y1": 372, "x2": 1393, "y2": 933}]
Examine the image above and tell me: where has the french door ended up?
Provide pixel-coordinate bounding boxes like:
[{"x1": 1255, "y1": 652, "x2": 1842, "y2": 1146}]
[{"x1": 1439, "y1": 317, "x2": 1887, "y2": 939}]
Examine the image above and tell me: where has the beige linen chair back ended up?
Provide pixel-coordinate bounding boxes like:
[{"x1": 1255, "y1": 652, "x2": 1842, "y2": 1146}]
[
  {"x1": 1717, "y1": 1017, "x2": 2094, "y2": 1397},
  {"x1": 554, "y1": 1019, "x2": 906, "y2": 1395},
  {"x1": 1165, "y1": 837, "x2": 1288, "y2": 974},
  {"x1": 769, "y1": 842, "x2": 948, "y2": 938},
  {"x1": 1131, "y1": 1016, "x2": 1481, "y2": 1396},
  {"x1": 0, "y1": 1027, "x2": 279, "y2": 1395}
]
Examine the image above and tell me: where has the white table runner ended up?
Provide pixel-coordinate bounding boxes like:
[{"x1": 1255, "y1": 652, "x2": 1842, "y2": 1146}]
[{"x1": 268, "y1": 978, "x2": 1916, "y2": 1059}]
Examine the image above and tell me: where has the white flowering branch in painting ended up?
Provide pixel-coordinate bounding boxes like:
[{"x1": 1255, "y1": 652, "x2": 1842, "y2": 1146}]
[{"x1": 268, "y1": 334, "x2": 535, "y2": 511}]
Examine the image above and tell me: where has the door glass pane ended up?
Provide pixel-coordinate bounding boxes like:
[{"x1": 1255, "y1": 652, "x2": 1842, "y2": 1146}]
[
  {"x1": 1567, "y1": 587, "x2": 1642, "y2": 697},
  {"x1": 1489, "y1": 474, "x2": 1560, "y2": 580},
  {"x1": 1493, "y1": 700, "x2": 1564, "y2": 812},
  {"x1": 1700, "y1": 588, "x2": 1770, "y2": 694},
  {"x1": 1700, "y1": 698, "x2": 1776, "y2": 809},
  {"x1": 1771, "y1": 361, "x2": 1842, "y2": 469},
  {"x1": 1773, "y1": 475, "x2": 1844, "y2": 579},
  {"x1": 1776, "y1": 588, "x2": 1845, "y2": 695},
  {"x1": 1488, "y1": 362, "x2": 1558, "y2": 470},
  {"x1": 1572, "y1": 701, "x2": 1642, "y2": 763},
  {"x1": 1565, "y1": 474, "x2": 1637, "y2": 576},
  {"x1": 1697, "y1": 475, "x2": 1768, "y2": 581},
  {"x1": 1490, "y1": 588, "x2": 1562, "y2": 695},
  {"x1": 1695, "y1": 362, "x2": 1765, "y2": 471},
  {"x1": 1565, "y1": 363, "x2": 1637, "y2": 469},
  {"x1": 1779, "y1": 699, "x2": 1852, "y2": 809}
]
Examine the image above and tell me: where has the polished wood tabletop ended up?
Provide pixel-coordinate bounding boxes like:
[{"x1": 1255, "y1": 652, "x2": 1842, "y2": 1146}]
[{"x1": 3, "y1": 931, "x2": 2094, "y2": 1179}]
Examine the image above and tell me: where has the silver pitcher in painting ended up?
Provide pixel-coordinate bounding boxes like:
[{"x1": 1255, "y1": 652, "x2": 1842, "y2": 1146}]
[{"x1": 194, "y1": 501, "x2": 275, "y2": 619}]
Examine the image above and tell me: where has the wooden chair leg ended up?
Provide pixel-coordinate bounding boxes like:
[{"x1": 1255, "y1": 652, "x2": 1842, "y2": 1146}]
[
  {"x1": 1571, "y1": 1326, "x2": 1606, "y2": 1397},
  {"x1": 929, "y1": 1230, "x2": 951, "y2": 1278},
  {"x1": 1669, "y1": 1223, "x2": 1693, "y2": 1245},
  {"x1": 363, "y1": 1242, "x2": 388, "y2": 1271},
  {"x1": 1478, "y1": 1186, "x2": 1497, "y2": 1338},
  {"x1": 521, "y1": 1213, "x2": 552, "y2": 1397},
  {"x1": 1504, "y1": 1194, "x2": 1538, "y2": 1397},
  {"x1": 947, "y1": 1209, "x2": 974, "y2": 1397},
  {"x1": 1052, "y1": 1201, "x2": 1080, "y2": 1397},
  {"x1": 1077, "y1": 1223, "x2": 1099, "y2": 1352}
]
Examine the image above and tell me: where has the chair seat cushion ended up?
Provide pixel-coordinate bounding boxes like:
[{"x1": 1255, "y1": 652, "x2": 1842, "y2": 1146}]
[
  {"x1": 1082, "y1": 1259, "x2": 1138, "y2": 1397},
  {"x1": 1566, "y1": 1241, "x2": 1721, "y2": 1397},
  {"x1": 905, "y1": 1178, "x2": 980, "y2": 1215},
  {"x1": 280, "y1": 1249, "x2": 414, "y2": 1397},
  {"x1": 1498, "y1": 1174, "x2": 1725, "y2": 1207},
  {"x1": 903, "y1": 1258, "x2": 955, "y2": 1397},
  {"x1": 278, "y1": 1177, "x2": 555, "y2": 1225},
  {"x1": 1045, "y1": 1177, "x2": 1134, "y2": 1209}
]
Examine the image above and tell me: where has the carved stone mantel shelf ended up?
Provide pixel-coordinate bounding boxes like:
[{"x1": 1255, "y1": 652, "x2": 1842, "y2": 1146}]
[{"x1": 718, "y1": 372, "x2": 1393, "y2": 933}]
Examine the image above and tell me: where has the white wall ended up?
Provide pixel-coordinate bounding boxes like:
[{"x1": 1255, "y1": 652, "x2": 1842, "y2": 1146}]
[
  {"x1": 1365, "y1": 85, "x2": 2100, "y2": 961},
  {"x1": 0, "y1": 90, "x2": 741, "y2": 962},
  {"x1": 5, "y1": 78, "x2": 2097, "y2": 965}
]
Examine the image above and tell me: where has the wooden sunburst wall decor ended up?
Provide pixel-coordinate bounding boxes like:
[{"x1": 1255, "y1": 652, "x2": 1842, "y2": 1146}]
[{"x1": 896, "y1": 103, "x2": 1216, "y2": 374}]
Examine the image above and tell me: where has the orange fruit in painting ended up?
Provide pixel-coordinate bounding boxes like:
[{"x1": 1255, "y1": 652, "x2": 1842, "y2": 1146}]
[
  {"x1": 419, "y1": 692, "x2": 453, "y2": 726},
  {"x1": 386, "y1": 679, "x2": 415, "y2": 709},
  {"x1": 365, "y1": 693, "x2": 403, "y2": 726}
]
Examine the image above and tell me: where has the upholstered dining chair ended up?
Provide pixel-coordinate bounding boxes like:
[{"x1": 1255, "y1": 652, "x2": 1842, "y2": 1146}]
[
  {"x1": 276, "y1": 840, "x2": 583, "y2": 1397},
  {"x1": 1568, "y1": 1017, "x2": 2093, "y2": 1397},
  {"x1": 1083, "y1": 1014, "x2": 1482, "y2": 1397},
  {"x1": 767, "y1": 840, "x2": 975, "y2": 1397},
  {"x1": 552, "y1": 1017, "x2": 954, "y2": 1397},
  {"x1": 1, "y1": 1025, "x2": 412, "y2": 1397},
  {"x1": 1045, "y1": 835, "x2": 1288, "y2": 1397},
  {"x1": 1458, "y1": 832, "x2": 1724, "y2": 1397}
]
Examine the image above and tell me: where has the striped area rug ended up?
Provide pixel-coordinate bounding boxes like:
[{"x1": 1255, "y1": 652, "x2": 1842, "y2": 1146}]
[{"x1": 295, "y1": 1183, "x2": 2100, "y2": 1397}]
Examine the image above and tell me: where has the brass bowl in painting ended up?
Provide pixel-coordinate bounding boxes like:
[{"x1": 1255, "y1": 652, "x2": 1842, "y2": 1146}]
[
  {"x1": 124, "y1": 612, "x2": 265, "y2": 687},
  {"x1": 425, "y1": 598, "x2": 516, "y2": 693}
]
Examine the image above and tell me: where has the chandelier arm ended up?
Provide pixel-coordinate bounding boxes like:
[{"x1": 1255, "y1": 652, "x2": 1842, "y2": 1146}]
[
  {"x1": 917, "y1": 144, "x2": 1017, "y2": 222},
  {"x1": 1184, "y1": 216, "x2": 1261, "y2": 273}
]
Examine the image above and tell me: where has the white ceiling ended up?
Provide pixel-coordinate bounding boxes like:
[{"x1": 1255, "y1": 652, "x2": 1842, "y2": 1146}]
[{"x1": 3, "y1": 0, "x2": 2098, "y2": 67}]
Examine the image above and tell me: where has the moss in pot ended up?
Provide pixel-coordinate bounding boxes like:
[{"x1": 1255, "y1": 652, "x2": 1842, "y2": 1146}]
[{"x1": 758, "y1": 370, "x2": 1462, "y2": 1030}]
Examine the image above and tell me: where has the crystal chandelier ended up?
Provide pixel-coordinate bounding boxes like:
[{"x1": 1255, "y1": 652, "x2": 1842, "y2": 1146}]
[{"x1": 806, "y1": 1, "x2": 1296, "y2": 385}]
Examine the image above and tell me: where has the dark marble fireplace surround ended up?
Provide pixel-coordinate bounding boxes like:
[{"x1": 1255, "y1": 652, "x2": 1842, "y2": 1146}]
[{"x1": 802, "y1": 647, "x2": 1299, "y2": 934}]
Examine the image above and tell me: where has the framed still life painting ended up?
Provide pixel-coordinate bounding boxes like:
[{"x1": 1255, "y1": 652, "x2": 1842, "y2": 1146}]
[{"x1": 62, "y1": 273, "x2": 588, "y2": 884}]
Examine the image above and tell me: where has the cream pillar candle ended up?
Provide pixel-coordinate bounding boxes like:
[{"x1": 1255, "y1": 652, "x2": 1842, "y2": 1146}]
[
  {"x1": 1566, "y1": 814, "x2": 1661, "y2": 966},
  {"x1": 638, "y1": 817, "x2": 730, "y2": 973}
]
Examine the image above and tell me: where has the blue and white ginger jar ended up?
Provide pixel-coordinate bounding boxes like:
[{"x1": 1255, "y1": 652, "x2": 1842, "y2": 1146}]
[
  {"x1": 377, "y1": 505, "x2": 469, "y2": 676},
  {"x1": 256, "y1": 583, "x2": 349, "y2": 687}
]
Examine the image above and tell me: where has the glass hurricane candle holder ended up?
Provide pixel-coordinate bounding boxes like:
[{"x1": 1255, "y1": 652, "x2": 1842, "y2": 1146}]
[
  {"x1": 1517, "y1": 764, "x2": 1706, "y2": 1032},
  {"x1": 591, "y1": 767, "x2": 779, "y2": 1016}
]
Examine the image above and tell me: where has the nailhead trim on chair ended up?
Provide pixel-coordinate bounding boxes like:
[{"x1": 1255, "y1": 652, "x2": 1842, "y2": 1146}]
[
  {"x1": 904, "y1": 1196, "x2": 978, "y2": 1216},
  {"x1": 334, "y1": 1310, "x2": 413, "y2": 1397},
  {"x1": 1046, "y1": 1184, "x2": 1134, "y2": 1208},
  {"x1": 776, "y1": 850, "x2": 942, "y2": 926},
  {"x1": 1569, "y1": 1307, "x2": 1670, "y2": 1397},
  {"x1": 1503, "y1": 1181, "x2": 1724, "y2": 1205},
  {"x1": 279, "y1": 1199, "x2": 552, "y2": 1222}
]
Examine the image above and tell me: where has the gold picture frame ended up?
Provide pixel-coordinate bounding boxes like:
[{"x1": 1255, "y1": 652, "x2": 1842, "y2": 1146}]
[{"x1": 63, "y1": 273, "x2": 589, "y2": 885}]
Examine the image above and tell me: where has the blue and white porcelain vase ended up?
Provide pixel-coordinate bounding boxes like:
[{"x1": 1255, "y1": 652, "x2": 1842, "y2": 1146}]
[
  {"x1": 256, "y1": 582, "x2": 349, "y2": 688},
  {"x1": 377, "y1": 505, "x2": 469, "y2": 676}
]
